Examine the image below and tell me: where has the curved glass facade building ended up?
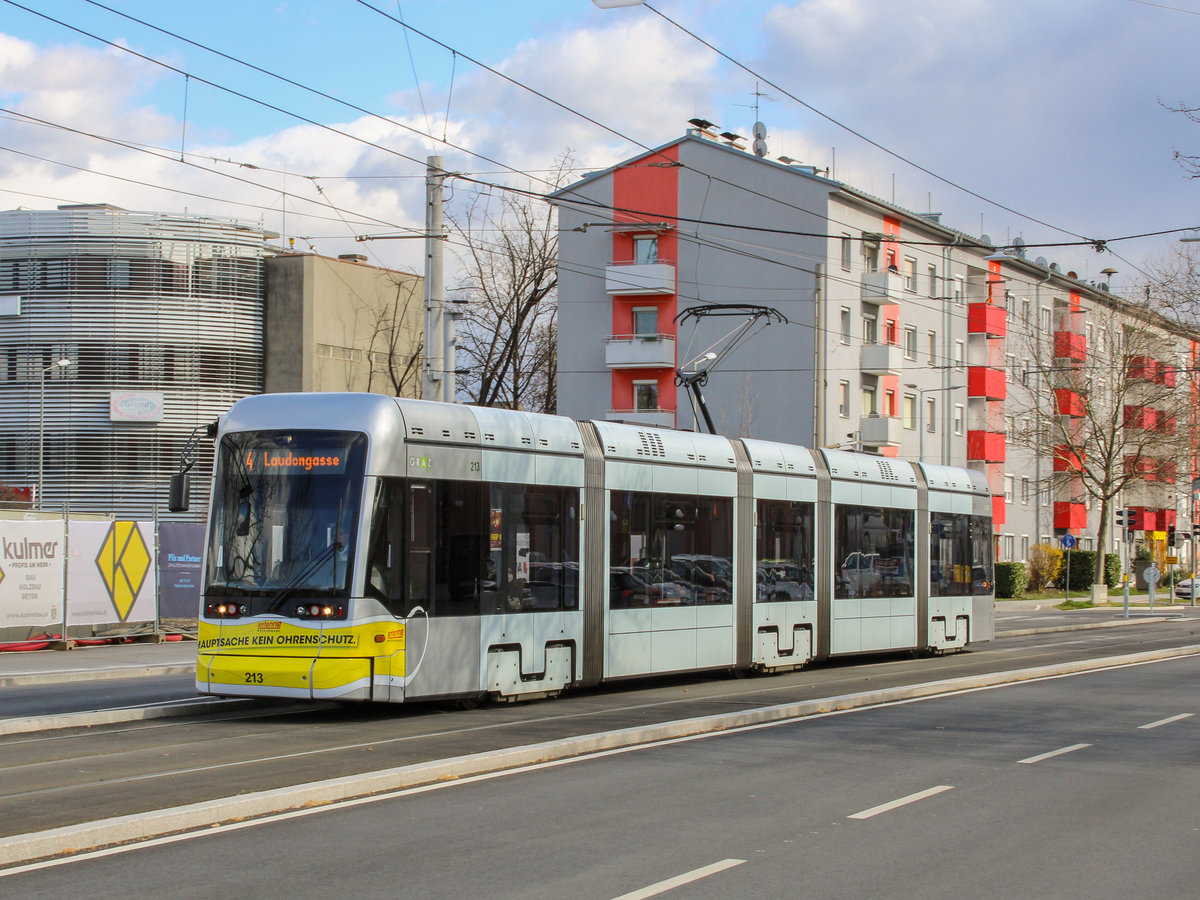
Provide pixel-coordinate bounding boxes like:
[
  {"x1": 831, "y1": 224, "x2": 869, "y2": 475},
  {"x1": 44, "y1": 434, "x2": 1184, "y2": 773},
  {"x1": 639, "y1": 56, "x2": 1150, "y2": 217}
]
[{"x1": 0, "y1": 204, "x2": 271, "y2": 519}]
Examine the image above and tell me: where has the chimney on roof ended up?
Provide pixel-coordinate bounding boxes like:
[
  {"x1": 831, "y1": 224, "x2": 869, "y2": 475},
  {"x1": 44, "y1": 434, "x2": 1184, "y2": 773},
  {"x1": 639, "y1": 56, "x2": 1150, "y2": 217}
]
[{"x1": 338, "y1": 253, "x2": 367, "y2": 263}]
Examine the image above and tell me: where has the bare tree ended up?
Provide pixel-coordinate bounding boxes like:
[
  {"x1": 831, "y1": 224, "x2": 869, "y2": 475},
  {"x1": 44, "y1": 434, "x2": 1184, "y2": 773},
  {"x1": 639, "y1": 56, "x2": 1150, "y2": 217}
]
[
  {"x1": 1137, "y1": 240, "x2": 1200, "y2": 327},
  {"x1": 448, "y1": 154, "x2": 568, "y2": 413},
  {"x1": 1007, "y1": 301, "x2": 1195, "y2": 584},
  {"x1": 365, "y1": 272, "x2": 423, "y2": 397}
]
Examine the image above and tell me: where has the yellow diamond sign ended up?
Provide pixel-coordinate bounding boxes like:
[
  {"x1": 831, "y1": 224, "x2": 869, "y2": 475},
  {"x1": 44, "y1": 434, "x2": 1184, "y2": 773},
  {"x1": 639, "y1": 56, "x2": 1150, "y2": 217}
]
[{"x1": 95, "y1": 521, "x2": 151, "y2": 622}]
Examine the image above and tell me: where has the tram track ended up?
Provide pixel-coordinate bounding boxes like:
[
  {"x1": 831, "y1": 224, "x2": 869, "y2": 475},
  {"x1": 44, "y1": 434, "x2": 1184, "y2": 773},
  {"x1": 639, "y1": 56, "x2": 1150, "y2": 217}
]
[{"x1": 1, "y1": 617, "x2": 1197, "y2": 860}]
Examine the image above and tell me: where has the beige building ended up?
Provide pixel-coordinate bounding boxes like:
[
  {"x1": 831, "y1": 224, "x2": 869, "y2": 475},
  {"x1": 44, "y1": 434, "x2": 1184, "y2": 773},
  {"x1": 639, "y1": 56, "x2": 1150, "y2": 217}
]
[{"x1": 265, "y1": 252, "x2": 423, "y2": 397}]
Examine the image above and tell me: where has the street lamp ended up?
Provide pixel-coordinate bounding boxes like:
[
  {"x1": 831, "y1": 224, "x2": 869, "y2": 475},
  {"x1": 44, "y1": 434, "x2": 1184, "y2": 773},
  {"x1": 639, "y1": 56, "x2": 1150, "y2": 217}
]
[
  {"x1": 38, "y1": 358, "x2": 72, "y2": 510},
  {"x1": 904, "y1": 382, "x2": 964, "y2": 462}
]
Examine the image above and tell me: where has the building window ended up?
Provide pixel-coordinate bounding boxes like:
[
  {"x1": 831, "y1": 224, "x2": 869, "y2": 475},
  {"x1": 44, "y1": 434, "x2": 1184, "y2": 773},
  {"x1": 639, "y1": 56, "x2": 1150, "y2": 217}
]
[
  {"x1": 1021, "y1": 536, "x2": 1030, "y2": 560},
  {"x1": 862, "y1": 386, "x2": 877, "y2": 415},
  {"x1": 840, "y1": 307, "x2": 852, "y2": 343},
  {"x1": 633, "y1": 380, "x2": 658, "y2": 411},
  {"x1": 632, "y1": 307, "x2": 658, "y2": 336},
  {"x1": 839, "y1": 381, "x2": 850, "y2": 417},
  {"x1": 864, "y1": 242, "x2": 879, "y2": 273},
  {"x1": 903, "y1": 257, "x2": 917, "y2": 292},
  {"x1": 1004, "y1": 291, "x2": 1015, "y2": 318},
  {"x1": 926, "y1": 331, "x2": 937, "y2": 365},
  {"x1": 927, "y1": 264, "x2": 938, "y2": 298},
  {"x1": 632, "y1": 235, "x2": 658, "y2": 264},
  {"x1": 954, "y1": 404, "x2": 964, "y2": 435},
  {"x1": 903, "y1": 326, "x2": 917, "y2": 359},
  {"x1": 1004, "y1": 475, "x2": 1014, "y2": 502},
  {"x1": 863, "y1": 315, "x2": 878, "y2": 345},
  {"x1": 954, "y1": 340, "x2": 965, "y2": 370},
  {"x1": 903, "y1": 394, "x2": 916, "y2": 429},
  {"x1": 925, "y1": 397, "x2": 936, "y2": 432},
  {"x1": 1039, "y1": 306, "x2": 1052, "y2": 334},
  {"x1": 884, "y1": 318, "x2": 897, "y2": 345},
  {"x1": 841, "y1": 234, "x2": 852, "y2": 271},
  {"x1": 1022, "y1": 477, "x2": 1030, "y2": 504},
  {"x1": 1021, "y1": 298, "x2": 1031, "y2": 323},
  {"x1": 1003, "y1": 534, "x2": 1015, "y2": 561},
  {"x1": 954, "y1": 276, "x2": 964, "y2": 305},
  {"x1": 1005, "y1": 353, "x2": 1016, "y2": 381}
]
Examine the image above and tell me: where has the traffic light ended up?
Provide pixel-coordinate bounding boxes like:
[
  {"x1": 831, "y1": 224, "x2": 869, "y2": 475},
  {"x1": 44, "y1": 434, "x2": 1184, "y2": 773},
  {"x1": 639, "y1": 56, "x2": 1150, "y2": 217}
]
[
  {"x1": 1116, "y1": 509, "x2": 1128, "y2": 530},
  {"x1": 1168, "y1": 525, "x2": 1177, "y2": 547}
]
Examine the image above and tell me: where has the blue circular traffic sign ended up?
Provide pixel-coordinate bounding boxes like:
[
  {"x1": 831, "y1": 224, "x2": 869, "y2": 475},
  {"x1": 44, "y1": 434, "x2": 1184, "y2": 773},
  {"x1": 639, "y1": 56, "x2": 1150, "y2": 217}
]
[{"x1": 1061, "y1": 534, "x2": 1077, "y2": 549}]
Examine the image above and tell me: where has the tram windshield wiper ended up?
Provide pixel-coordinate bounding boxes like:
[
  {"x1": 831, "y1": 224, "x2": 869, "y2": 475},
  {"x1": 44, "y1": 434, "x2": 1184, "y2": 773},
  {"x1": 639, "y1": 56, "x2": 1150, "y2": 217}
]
[{"x1": 265, "y1": 541, "x2": 343, "y2": 614}]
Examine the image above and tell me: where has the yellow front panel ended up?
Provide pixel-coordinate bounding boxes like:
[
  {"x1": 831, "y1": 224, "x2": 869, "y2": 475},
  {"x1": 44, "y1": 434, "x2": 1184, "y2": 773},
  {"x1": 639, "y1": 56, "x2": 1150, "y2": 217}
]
[
  {"x1": 201, "y1": 652, "x2": 315, "y2": 692},
  {"x1": 311, "y1": 656, "x2": 372, "y2": 692}
]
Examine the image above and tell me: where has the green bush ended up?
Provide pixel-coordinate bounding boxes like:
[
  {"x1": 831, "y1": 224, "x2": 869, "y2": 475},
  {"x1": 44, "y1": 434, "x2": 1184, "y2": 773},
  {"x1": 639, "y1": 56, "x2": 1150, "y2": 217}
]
[
  {"x1": 1054, "y1": 549, "x2": 1097, "y2": 591},
  {"x1": 995, "y1": 562, "x2": 1028, "y2": 598},
  {"x1": 1104, "y1": 553, "x2": 1121, "y2": 589}
]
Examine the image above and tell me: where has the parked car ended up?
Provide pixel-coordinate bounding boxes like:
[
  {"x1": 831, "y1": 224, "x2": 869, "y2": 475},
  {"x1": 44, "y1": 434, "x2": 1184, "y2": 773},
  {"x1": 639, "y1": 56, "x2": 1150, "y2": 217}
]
[{"x1": 1173, "y1": 577, "x2": 1197, "y2": 599}]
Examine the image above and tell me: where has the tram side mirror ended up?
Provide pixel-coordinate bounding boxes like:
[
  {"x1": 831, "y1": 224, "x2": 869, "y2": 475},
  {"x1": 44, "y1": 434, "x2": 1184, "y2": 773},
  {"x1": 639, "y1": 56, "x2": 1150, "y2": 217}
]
[{"x1": 168, "y1": 473, "x2": 190, "y2": 513}]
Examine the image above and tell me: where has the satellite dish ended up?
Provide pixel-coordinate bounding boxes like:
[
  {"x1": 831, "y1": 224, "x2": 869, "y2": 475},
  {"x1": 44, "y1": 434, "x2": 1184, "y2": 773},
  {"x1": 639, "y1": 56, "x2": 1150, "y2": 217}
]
[
  {"x1": 980, "y1": 234, "x2": 992, "y2": 246},
  {"x1": 753, "y1": 138, "x2": 768, "y2": 157},
  {"x1": 1035, "y1": 256, "x2": 1048, "y2": 268},
  {"x1": 1050, "y1": 262, "x2": 1060, "y2": 272},
  {"x1": 753, "y1": 121, "x2": 767, "y2": 139},
  {"x1": 1013, "y1": 236, "x2": 1026, "y2": 257}
]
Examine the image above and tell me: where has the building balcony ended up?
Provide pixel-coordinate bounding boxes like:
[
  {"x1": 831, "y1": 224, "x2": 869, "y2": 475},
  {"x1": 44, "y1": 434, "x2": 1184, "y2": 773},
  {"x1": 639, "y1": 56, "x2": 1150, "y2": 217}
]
[
  {"x1": 967, "y1": 302, "x2": 1006, "y2": 338},
  {"x1": 967, "y1": 366, "x2": 1006, "y2": 400},
  {"x1": 1159, "y1": 365, "x2": 1177, "y2": 388},
  {"x1": 991, "y1": 494, "x2": 1005, "y2": 527},
  {"x1": 1053, "y1": 331, "x2": 1086, "y2": 362},
  {"x1": 604, "y1": 261, "x2": 676, "y2": 296},
  {"x1": 1158, "y1": 413, "x2": 1177, "y2": 435},
  {"x1": 604, "y1": 334, "x2": 676, "y2": 369},
  {"x1": 858, "y1": 413, "x2": 902, "y2": 447},
  {"x1": 1124, "y1": 455, "x2": 1157, "y2": 481},
  {"x1": 1055, "y1": 388, "x2": 1085, "y2": 417},
  {"x1": 1159, "y1": 460, "x2": 1178, "y2": 483},
  {"x1": 860, "y1": 269, "x2": 904, "y2": 305},
  {"x1": 605, "y1": 408, "x2": 675, "y2": 429},
  {"x1": 1127, "y1": 355, "x2": 1158, "y2": 382},
  {"x1": 967, "y1": 430, "x2": 1005, "y2": 463},
  {"x1": 1054, "y1": 501, "x2": 1087, "y2": 531},
  {"x1": 1123, "y1": 405, "x2": 1156, "y2": 430},
  {"x1": 1053, "y1": 445, "x2": 1085, "y2": 472},
  {"x1": 859, "y1": 342, "x2": 903, "y2": 376}
]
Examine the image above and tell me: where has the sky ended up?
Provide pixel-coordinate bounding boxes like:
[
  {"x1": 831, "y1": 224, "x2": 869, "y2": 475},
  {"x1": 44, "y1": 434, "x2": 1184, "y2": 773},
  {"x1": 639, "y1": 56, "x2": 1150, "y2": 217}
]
[{"x1": 1, "y1": 0, "x2": 1199, "y2": 291}]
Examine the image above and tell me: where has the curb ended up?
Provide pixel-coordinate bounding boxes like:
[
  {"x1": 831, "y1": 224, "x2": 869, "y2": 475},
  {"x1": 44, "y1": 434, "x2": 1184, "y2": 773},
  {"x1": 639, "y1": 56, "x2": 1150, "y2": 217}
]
[
  {"x1": 0, "y1": 698, "x2": 266, "y2": 737},
  {"x1": 0, "y1": 664, "x2": 195, "y2": 690},
  {"x1": 5, "y1": 642, "x2": 1200, "y2": 869}
]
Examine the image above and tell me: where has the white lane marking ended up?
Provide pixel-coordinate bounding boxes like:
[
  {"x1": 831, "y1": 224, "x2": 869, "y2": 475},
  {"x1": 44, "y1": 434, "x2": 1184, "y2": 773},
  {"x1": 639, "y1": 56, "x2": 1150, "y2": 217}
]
[
  {"x1": 1139, "y1": 713, "x2": 1193, "y2": 730},
  {"x1": 609, "y1": 859, "x2": 746, "y2": 900},
  {"x1": 1018, "y1": 743, "x2": 1091, "y2": 764},
  {"x1": 848, "y1": 785, "x2": 954, "y2": 820}
]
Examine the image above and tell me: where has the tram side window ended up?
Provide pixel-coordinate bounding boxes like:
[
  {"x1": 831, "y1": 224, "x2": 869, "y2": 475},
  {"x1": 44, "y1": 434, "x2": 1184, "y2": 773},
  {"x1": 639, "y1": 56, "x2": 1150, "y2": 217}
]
[
  {"x1": 929, "y1": 512, "x2": 971, "y2": 597},
  {"x1": 971, "y1": 515, "x2": 994, "y2": 596},
  {"x1": 397, "y1": 479, "x2": 487, "y2": 617},
  {"x1": 928, "y1": 513, "x2": 994, "y2": 597},
  {"x1": 834, "y1": 505, "x2": 914, "y2": 599},
  {"x1": 609, "y1": 490, "x2": 733, "y2": 608},
  {"x1": 364, "y1": 477, "x2": 407, "y2": 615},
  {"x1": 482, "y1": 484, "x2": 580, "y2": 614},
  {"x1": 756, "y1": 499, "x2": 815, "y2": 602}
]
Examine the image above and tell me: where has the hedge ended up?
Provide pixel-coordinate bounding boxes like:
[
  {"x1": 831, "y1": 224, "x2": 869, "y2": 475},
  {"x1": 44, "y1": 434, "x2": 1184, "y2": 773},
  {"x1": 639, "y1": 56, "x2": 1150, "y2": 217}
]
[{"x1": 995, "y1": 561, "x2": 1028, "y2": 598}]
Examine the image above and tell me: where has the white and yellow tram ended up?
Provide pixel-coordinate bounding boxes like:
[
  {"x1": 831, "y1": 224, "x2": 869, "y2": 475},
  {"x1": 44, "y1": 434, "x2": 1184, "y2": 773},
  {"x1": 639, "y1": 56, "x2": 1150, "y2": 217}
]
[{"x1": 194, "y1": 393, "x2": 993, "y2": 703}]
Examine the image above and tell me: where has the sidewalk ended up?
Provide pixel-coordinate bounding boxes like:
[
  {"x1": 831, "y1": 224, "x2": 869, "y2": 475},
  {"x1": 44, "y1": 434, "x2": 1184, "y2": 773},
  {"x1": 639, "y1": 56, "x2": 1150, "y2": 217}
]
[{"x1": 0, "y1": 639, "x2": 197, "y2": 688}]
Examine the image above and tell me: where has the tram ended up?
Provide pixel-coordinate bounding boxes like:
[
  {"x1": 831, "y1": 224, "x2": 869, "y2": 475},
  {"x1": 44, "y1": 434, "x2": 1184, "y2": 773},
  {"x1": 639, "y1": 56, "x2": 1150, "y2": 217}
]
[{"x1": 189, "y1": 393, "x2": 993, "y2": 703}]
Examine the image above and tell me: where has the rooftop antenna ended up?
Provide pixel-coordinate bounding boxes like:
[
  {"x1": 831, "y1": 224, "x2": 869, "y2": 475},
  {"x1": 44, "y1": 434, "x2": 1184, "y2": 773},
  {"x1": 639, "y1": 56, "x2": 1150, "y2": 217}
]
[{"x1": 674, "y1": 304, "x2": 787, "y2": 434}]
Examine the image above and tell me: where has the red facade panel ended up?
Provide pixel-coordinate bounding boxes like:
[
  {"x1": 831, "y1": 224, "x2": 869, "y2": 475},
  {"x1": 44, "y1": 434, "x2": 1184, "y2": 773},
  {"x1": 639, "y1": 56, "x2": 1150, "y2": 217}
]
[
  {"x1": 1053, "y1": 331, "x2": 1086, "y2": 361},
  {"x1": 992, "y1": 494, "x2": 1005, "y2": 527},
  {"x1": 1055, "y1": 388, "x2": 1085, "y2": 417},
  {"x1": 967, "y1": 430, "x2": 1005, "y2": 462},
  {"x1": 1054, "y1": 445, "x2": 1084, "y2": 472},
  {"x1": 967, "y1": 302, "x2": 1006, "y2": 337},
  {"x1": 967, "y1": 366, "x2": 1006, "y2": 400},
  {"x1": 1127, "y1": 356, "x2": 1157, "y2": 382},
  {"x1": 1054, "y1": 501, "x2": 1087, "y2": 530}
]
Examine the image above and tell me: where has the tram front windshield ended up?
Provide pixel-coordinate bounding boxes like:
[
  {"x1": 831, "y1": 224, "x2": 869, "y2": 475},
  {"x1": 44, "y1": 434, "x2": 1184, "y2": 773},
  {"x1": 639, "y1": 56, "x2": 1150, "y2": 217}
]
[{"x1": 206, "y1": 430, "x2": 367, "y2": 604}]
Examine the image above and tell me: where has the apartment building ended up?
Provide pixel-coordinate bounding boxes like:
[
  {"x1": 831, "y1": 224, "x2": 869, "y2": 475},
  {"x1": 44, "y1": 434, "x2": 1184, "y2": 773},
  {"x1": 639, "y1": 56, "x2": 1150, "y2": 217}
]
[{"x1": 552, "y1": 128, "x2": 1199, "y2": 562}]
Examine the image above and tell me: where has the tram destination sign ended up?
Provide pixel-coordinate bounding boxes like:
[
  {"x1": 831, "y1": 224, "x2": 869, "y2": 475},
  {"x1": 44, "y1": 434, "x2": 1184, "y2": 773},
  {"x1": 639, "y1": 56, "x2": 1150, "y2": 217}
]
[{"x1": 243, "y1": 448, "x2": 348, "y2": 475}]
